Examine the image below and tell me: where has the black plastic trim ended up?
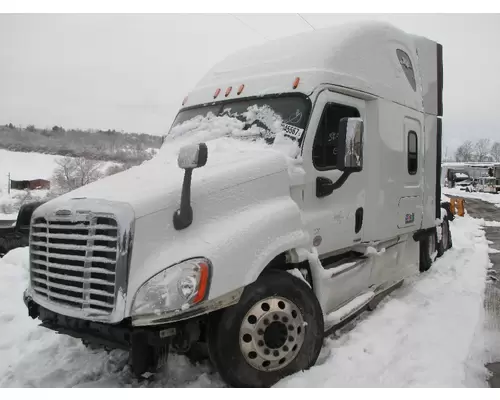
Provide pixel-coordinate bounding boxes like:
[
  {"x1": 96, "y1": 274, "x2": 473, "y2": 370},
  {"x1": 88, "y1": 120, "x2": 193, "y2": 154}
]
[
  {"x1": 436, "y1": 117, "x2": 443, "y2": 219},
  {"x1": 32, "y1": 303, "x2": 173, "y2": 351},
  {"x1": 316, "y1": 172, "x2": 352, "y2": 197},
  {"x1": 437, "y1": 43, "x2": 443, "y2": 117},
  {"x1": 413, "y1": 227, "x2": 436, "y2": 242}
]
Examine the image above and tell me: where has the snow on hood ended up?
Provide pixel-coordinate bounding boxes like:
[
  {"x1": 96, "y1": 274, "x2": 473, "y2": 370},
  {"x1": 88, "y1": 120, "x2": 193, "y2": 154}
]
[{"x1": 51, "y1": 108, "x2": 301, "y2": 218}]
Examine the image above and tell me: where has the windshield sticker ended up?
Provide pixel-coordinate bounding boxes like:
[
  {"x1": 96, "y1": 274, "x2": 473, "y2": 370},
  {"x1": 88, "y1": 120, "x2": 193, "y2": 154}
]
[
  {"x1": 284, "y1": 110, "x2": 303, "y2": 125},
  {"x1": 281, "y1": 122, "x2": 304, "y2": 140}
]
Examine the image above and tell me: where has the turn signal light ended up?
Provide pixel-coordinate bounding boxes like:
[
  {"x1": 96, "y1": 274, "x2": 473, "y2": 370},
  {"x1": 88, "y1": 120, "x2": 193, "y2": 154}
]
[
  {"x1": 214, "y1": 88, "x2": 221, "y2": 99},
  {"x1": 182, "y1": 96, "x2": 188, "y2": 106},
  {"x1": 237, "y1": 84, "x2": 245, "y2": 95},
  {"x1": 293, "y1": 77, "x2": 300, "y2": 89},
  {"x1": 225, "y1": 86, "x2": 232, "y2": 97}
]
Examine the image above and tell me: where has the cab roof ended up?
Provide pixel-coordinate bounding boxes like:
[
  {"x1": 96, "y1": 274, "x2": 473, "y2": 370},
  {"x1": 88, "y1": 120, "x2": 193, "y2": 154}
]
[{"x1": 183, "y1": 21, "x2": 442, "y2": 116}]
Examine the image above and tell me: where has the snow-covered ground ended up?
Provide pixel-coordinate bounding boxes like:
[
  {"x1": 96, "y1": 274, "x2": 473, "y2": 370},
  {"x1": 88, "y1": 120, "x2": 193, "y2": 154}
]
[
  {"x1": 0, "y1": 214, "x2": 492, "y2": 387},
  {"x1": 0, "y1": 213, "x2": 17, "y2": 221},
  {"x1": 0, "y1": 149, "x2": 63, "y2": 187},
  {"x1": 443, "y1": 187, "x2": 500, "y2": 207},
  {"x1": 0, "y1": 149, "x2": 119, "y2": 219}
]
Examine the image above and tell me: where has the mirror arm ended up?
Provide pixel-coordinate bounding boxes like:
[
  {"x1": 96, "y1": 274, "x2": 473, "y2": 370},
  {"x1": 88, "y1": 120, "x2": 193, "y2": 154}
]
[
  {"x1": 173, "y1": 168, "x2": 194, "y2": 230},
  {"x1": 316, "y1": 172, "x2": 352, "y2": 198}
]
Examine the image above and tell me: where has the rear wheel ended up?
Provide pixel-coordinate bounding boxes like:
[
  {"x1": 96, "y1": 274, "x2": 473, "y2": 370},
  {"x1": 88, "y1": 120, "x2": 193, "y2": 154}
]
[
  {"x1": 419, "y1": 231, "x2": 437, "y2": 272},
  {"x1": 437, "y1": 219, "x2": 452, "y2": 256},
  {"x1": 207, "y1": 269, "x2": 324, "y2": 387}
]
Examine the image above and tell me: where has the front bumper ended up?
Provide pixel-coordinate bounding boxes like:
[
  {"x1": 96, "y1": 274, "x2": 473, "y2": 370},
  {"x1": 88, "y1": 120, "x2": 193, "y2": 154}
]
[{"x1": 23, "y1": 290, "x2": 175, "y2": 351}]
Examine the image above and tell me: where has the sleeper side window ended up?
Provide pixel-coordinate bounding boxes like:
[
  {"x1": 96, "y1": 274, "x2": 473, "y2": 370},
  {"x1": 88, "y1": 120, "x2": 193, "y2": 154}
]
[
  {"x1": 313, "y1": 103, "x2": 360, "y2": 170},
  {"x1": 408, "y1": 130, "x2": 418, "y2": 175}
]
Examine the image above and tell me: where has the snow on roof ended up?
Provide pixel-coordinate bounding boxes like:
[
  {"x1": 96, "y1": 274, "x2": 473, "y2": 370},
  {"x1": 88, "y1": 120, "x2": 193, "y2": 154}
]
[{"x1": 184, "y1": 21, "x2": 439, "y2": 115}]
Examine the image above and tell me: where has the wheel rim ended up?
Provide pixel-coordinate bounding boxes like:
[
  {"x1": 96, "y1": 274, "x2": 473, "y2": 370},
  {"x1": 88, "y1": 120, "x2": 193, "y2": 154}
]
[
  {"x1": 239, "y1": 296, "x2": 305, "y2": 372},
  {"x1": 441, "y1": 222, "x2": 449, "y2": 250}
]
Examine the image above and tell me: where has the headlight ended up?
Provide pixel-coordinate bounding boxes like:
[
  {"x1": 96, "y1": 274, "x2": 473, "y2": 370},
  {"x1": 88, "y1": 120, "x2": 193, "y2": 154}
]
[{"x1": 131, "y1": 258, "x2": 211, "y2": 316}]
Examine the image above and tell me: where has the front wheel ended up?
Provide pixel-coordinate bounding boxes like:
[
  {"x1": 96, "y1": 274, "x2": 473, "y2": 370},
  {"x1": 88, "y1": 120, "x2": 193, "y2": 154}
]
[{"x1": 207, "y1": 269, "x2": 324, "y2": 387}]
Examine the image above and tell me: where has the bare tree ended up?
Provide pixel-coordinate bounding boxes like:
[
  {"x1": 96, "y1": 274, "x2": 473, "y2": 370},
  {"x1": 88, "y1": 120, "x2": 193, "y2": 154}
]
[
  {"x1": 455, "y1": 140, "x2": 475, "y2": 162},
  {"x1": 53, "y1": 157, "x2": 103, "y2": 194},
  {"x1": 105, "y1": 163, "x2": 130, "y2": 176},
  {"x1": 491, "y1": 142, "x2": 500, "y2": 162},
  {"x1": 475, "y1": 138, "x2": 491, "y2": 162}
]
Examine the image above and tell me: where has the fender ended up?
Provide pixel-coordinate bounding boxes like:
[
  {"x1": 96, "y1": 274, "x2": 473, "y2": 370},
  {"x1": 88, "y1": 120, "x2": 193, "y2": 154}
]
[{"x1": 125, "y1": 172, "x2": 310, "y2": 318}]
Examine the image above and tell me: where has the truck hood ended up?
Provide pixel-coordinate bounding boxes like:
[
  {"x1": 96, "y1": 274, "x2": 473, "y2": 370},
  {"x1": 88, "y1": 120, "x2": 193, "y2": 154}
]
[{"x1": 49, "y1": 137, "x2": 292, "y2": 218}]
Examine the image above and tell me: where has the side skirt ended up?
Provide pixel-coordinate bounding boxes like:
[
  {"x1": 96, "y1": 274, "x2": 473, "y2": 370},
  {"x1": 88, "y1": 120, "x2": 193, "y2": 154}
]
[{"x1": 323, "y1": 279, "x2": 404, "y2": 336}]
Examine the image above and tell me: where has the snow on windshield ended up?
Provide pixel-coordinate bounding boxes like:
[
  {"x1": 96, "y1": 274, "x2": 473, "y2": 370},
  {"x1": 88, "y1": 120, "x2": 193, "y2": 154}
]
[{"x1": 162, "y1": 105, "x2": 301, "y2": 160}]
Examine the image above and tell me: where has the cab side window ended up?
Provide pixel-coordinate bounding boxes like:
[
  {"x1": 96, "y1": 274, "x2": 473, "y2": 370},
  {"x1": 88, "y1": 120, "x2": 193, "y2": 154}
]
[
  {"x1": 408, "y1": 130, "x2": 418, "y2": 175},
  {"x1": 313, "y1": 103, "x2": 360, "y2": 170}
]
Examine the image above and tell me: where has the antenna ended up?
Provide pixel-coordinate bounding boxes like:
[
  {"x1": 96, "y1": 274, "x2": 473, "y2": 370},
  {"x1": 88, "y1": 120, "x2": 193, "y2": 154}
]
[
  {"x1": 297, "y1": 13, "x2": 316, "y2": 31},
  {"x1": 230, "y1": 14, "x2": 269, "y2": 41}
]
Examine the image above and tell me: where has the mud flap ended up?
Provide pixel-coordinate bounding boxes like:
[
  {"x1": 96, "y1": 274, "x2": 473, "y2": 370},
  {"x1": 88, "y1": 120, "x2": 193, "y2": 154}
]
[{"x1": 130, "y1": 331, "x2": 170, "y2": 379}]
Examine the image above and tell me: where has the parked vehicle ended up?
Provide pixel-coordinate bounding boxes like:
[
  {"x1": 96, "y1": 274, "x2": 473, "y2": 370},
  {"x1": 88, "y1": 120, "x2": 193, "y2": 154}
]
[
  {"x1": 488, "y1": 165, "x2": 500, "y2": 193},
  {"x1": 471, "y1": 176, "x2": 497, "y2": 194},
  {"x1": 23, "y1": 21, "x2": 451, "y2": 387},
  {"x1": 0, "y1": 201, "x2": 45, "y2": 257}
]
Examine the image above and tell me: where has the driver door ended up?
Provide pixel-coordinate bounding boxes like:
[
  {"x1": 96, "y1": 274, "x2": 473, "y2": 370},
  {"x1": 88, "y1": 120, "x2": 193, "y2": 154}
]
[{"x1": 301, "y1": 90, "x2": 370, "y2": 310}]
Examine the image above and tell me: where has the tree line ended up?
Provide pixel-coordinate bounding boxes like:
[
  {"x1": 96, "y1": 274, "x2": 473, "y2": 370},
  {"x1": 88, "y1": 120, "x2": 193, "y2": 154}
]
[
  {"x1": 0, "y1": 123, "x2": 163, "y2": 164},
  {"x1": 455, "y1": 138, "x2": 500, "y2": 162}
]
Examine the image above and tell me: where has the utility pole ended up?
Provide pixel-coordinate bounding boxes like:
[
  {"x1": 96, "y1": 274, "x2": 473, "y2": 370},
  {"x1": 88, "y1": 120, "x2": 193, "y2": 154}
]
[{"x1": 7, "y1": 172, "x2": 10, "y2": 195}]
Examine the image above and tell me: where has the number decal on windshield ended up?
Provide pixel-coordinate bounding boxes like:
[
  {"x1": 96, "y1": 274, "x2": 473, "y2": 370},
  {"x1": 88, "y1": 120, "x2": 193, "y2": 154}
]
[{"x1": 281, "y1": 122, "x2": 304, "y2": 140}]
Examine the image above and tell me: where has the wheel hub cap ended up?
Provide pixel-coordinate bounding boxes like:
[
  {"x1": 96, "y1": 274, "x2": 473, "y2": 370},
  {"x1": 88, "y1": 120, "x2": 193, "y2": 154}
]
[{"x1": 239, "y1": 296, "x2": 305, "y2": 372}]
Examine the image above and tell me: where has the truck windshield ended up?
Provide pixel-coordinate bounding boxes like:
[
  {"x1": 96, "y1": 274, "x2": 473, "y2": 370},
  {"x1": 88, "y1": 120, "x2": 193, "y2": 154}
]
[{"x1": 167, "y1": 96, "x2": 311, "y2": 145}]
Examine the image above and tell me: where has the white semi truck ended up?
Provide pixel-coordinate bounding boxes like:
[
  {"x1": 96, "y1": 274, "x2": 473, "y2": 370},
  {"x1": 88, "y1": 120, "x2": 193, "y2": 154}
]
[{"x1": 23, "y1": 21, "x2": 452, "y2": 387}]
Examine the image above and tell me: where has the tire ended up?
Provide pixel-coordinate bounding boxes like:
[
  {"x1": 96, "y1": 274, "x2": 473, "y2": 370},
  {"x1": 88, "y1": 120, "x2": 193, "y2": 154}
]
[
  {"x1": 437, "y1": 221, "x2": 446, "y2": 257},
  {"x1": 445, "y1": 219, "x2": 453, "y2": 250},
  {"x1": 437, "y1": 218, "x2": 452, "y2": 257},
  {"x1": 207, "y1": 269, "x2": 324, "y2": 388},
  {"x1": 419, "y1": 231, "x2": 437, "y2": 272}
]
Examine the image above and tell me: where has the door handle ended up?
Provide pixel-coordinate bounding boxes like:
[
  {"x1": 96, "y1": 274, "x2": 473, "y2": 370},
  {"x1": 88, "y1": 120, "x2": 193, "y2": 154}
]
[{"x1": 355, "y1": 207, "x2": 363, "y2": 234}]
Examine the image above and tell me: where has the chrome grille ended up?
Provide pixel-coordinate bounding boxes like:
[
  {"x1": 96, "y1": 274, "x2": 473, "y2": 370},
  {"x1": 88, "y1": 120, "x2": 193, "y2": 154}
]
[{"x1": 30, "y1": 214, "x2": 119, "y2": 315}]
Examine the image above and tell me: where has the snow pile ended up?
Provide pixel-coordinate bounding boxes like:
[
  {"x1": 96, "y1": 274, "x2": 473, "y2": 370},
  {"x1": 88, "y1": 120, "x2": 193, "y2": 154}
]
[
  {"x1": 0, "y1": 215, "x2": 492, "y2": 387},
  {"x1": 477, "y1": 219, "x2": 500, "y2": 227},
  {"x1": 0, "y1": 247, "x2": 225, "y2": 388},
  {"x1": 278, "y1": 215, "x2": 490, "y2": 387},
  {"x1": 364, "y1": 246, "x2": 386, "y2": 256},
  {"x1": 287, "y1": 268, "x2": 311, "y2": 288}
]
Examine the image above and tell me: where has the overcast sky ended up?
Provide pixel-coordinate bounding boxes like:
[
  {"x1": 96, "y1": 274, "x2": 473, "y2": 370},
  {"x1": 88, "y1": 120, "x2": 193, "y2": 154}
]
[{"x1": 1, "y1": 13, "x2": 499, "y2": 155}]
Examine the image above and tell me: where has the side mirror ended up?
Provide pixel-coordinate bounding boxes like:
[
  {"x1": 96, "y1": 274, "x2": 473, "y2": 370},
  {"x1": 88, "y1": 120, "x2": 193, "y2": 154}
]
[
  {"x1": 337, "y1": 117, "x2": 364, "y2": 171},
  {"x1": 178, "y1": 143, "x2": 208, "y2": 170}
]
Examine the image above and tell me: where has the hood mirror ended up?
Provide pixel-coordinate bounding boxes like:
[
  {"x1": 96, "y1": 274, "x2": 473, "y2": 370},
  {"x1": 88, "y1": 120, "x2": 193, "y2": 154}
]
[
  {"x1": 178, "y1": 143, "x2": 208, "y2": 170},
  {"x1": 173, "y1": 143, "x2": 208, "y2": 230}
]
